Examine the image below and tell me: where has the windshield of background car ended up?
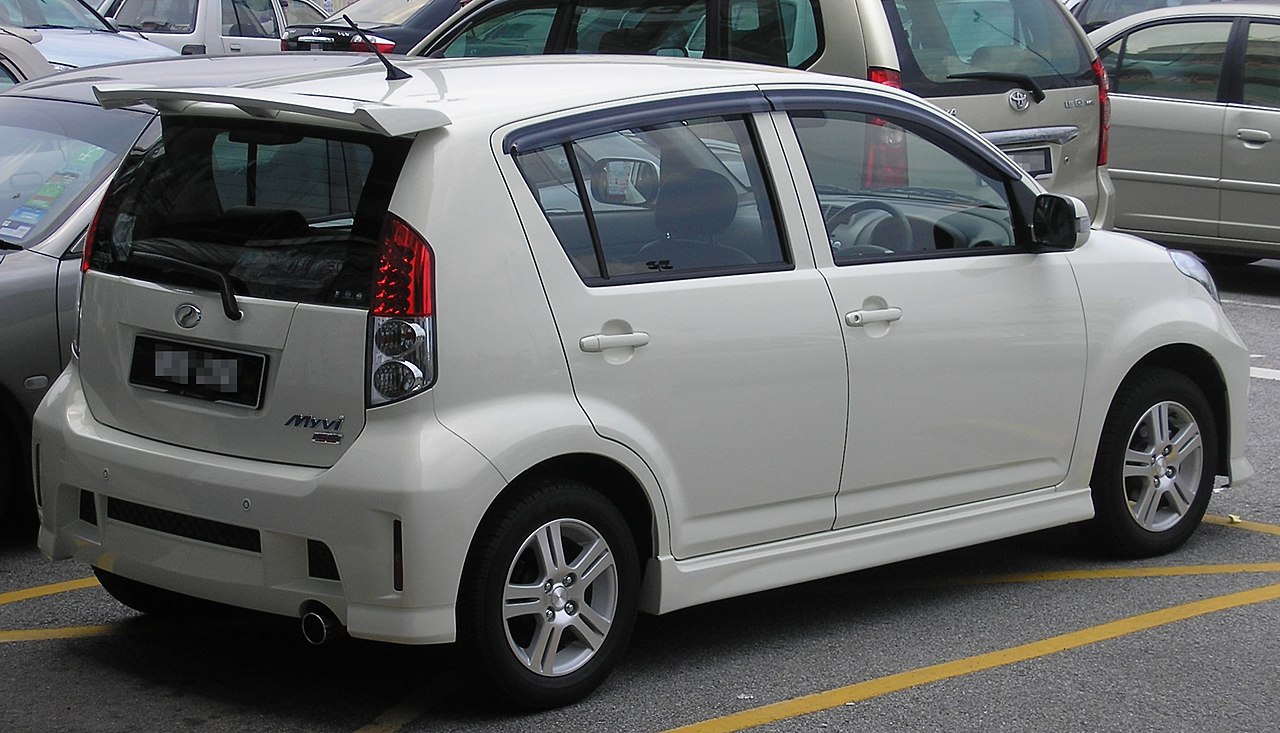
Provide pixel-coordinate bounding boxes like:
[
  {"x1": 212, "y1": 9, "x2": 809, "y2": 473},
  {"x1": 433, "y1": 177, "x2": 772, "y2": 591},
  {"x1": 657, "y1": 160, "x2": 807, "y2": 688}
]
[
  {"x1": 333, "y1": 0, "x2": 427, "y2": 24},
  {"x1": 111, "y1": 0, "x2": 198, "y2": 32},
  {"x1": 884, "y1": 0, "x2": 1094, "y2": 96},
  {"x1": 0, "y1": 0, "x2": 113, "y2": 30},
  {"x1": 87, "y1": 117, "x2": 412, "y2": 308},
  {"x1": 0, "y1": 99, "x2": 149, "y2": 250},
  {"x1": 433, "y1": 0, "x2": 819, "y2": 69}
]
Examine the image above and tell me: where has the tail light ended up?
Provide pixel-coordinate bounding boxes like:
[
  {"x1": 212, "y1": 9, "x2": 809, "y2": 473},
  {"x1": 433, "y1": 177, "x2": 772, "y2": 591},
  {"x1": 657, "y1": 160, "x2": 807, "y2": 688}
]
[
  {"x1": 350, "y1": 36, "x2": 396, "y2": 54},
  {"x1": 81, "y1": 203, "x2": 104, "y2": 273},
  {"x1": 867, "y1": 67, "x2": 902, "y2": 89},
  {"x1": 1093, "y1": 57, "x2": 1110, "y2": 166},
  {"x1": 368, "y1": 216, "x2": 435, "y2": 406},
  {"x1": 863, "y1": 67, "x2": 908, "y2": 188}
]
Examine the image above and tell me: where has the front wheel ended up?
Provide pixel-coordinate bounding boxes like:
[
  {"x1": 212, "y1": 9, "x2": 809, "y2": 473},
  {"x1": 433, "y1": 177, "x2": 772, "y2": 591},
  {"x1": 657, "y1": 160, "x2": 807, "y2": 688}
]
[
  {"x1": 1089, "y1": 369, "x2": 1218, "y2": 558},
  {"x1": 459, "y1": 479, "x2": 640, "y2": 709}
]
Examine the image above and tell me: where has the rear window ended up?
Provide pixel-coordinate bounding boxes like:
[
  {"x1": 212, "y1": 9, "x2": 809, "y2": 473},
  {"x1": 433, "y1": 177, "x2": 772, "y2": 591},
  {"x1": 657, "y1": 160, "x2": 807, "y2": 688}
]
[
  {"x1": 88, "y1": 117, "x2": 412, "y2": 308},
  {"x1": 0, "y1": 98, "x2": 149, "y2": 249},
  {"x1": 885, "y1": 0, "x2": 1094, "y2": 96}
]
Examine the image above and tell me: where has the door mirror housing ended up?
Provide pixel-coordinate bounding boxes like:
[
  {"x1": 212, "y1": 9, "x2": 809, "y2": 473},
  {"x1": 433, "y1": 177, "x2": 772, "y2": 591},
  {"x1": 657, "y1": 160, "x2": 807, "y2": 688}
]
[{"x1": 1032, "y1": 193, "x2": 1090, "y2": 250}]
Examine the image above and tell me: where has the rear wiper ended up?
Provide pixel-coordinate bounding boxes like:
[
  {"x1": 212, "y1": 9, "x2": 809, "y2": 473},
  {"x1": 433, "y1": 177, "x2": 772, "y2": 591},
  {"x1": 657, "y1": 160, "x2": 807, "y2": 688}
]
[
  {"x1": 947, "y1": 71, "x2": 1046, "y2": 103},
  {"x1": 131, "y1": 251, "x2": 243, "y2": 321}
]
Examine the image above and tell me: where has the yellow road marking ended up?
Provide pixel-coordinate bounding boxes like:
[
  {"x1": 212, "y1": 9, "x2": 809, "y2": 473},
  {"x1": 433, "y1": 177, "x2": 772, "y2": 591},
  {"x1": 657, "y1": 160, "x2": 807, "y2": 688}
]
[
  {"x1": 0, "y1": 625, "x2": 116, "y2": 644},
  {"x1": 925, "y1": 562, "x2": 1280, "y2": 588},
  {"x1": 1205, "y1": 513, "x2": 1280, "y2": 537},
  {"x1": 0, "y1": 577, "x2": 98, "y2": 607},
  {"x1": 660, "y1": 582, "x2": 1280, "y2": 733},
  {"x1": 354, "y1": 688, "x2": 449, "y2": 733}
]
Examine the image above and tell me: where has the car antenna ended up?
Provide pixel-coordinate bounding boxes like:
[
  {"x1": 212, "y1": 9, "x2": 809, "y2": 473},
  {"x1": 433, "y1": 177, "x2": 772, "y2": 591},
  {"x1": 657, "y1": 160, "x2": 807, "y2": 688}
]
[{"x1": 342, "y1": 15, "x2": 411, "y2": 81}]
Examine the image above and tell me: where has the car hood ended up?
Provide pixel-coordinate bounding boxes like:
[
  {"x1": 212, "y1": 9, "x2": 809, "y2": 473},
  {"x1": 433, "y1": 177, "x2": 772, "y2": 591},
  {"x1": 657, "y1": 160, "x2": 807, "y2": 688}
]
[{"x1": 35, "y1": 29, "x2": 178, "y2": 69}]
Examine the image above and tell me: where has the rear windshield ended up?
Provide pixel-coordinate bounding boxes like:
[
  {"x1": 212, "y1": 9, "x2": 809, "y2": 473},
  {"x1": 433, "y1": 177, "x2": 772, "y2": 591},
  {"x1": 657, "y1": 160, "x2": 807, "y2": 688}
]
[
  {"x1": 885, "y1": 0, "x2": 1095, "y2": 96},
  {"x1": 88, "y1": 117, "x2": 412, "y2": 308},
  {"x1": 0, "y1": 98, "x2": 150, "y2": 249}
]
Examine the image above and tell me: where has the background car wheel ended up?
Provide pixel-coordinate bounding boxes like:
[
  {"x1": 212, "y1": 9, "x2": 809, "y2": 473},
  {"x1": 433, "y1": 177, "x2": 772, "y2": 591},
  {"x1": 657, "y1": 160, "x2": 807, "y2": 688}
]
[
  {"x1": 459, "y1": 479, "x2": 640, "y2": 710},
  {"x1": 1088, "y1": 368, "x2": 1218, "y2": 558},
  {"x1": 93, "y1": 568, "x2": 225, "y2": 616}
]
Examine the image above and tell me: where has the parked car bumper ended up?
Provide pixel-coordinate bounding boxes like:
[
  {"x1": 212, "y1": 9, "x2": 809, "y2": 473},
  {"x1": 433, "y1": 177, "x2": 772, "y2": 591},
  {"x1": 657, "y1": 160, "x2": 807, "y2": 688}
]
[{"x1": 34, "y1": 362, "x2": 504, "y2": 644}]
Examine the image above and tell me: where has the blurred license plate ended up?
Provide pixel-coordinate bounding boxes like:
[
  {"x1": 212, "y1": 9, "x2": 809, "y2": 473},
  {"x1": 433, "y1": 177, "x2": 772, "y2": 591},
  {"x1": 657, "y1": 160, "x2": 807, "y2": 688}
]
[
  {"x1": 1007, "y1": 147, "x2": 1052, "y2": 178},
  {"x1": 129, "y1": 336, "x2": 267, "y2": 409}
]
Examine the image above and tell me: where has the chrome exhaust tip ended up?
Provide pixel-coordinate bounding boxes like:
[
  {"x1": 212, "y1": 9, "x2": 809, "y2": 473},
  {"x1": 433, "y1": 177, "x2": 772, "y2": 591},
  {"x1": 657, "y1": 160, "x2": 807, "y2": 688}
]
[{"x1": 300, "y1": 604, "x2": 344, "y2": 646}]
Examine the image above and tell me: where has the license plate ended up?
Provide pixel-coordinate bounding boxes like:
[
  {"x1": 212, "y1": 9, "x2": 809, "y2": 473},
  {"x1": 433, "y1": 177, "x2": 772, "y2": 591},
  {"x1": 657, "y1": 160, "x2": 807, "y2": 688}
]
[
  {"x1": 1007, "y1": 147, "x2": 1052, "y2": 178},
  {"x1": 129, "y1": 336, "x2": 267, "y2": 409}
]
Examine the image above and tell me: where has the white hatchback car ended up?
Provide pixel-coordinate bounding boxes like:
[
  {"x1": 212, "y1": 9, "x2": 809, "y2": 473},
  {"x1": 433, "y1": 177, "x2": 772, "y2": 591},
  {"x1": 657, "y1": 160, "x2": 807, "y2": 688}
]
[{"x1": 34, "y1": 55, "x2": 1250, "y2": 709}]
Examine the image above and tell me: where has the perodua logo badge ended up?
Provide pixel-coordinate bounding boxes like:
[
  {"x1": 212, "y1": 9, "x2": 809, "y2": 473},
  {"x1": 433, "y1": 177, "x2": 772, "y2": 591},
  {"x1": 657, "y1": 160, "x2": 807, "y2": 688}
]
[
  {"x1": 175, "y1": 304, "x2": 202, "y2": 329},
  {"x1": 1008, "y1": 90, "x2": 1032, "y2": 112}
]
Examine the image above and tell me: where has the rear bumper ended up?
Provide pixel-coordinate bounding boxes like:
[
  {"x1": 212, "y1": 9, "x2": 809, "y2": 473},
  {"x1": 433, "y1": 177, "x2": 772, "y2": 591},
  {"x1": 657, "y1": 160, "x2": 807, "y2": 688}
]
[{"x1": 33, "y1": 363, "x2": 505, "y2": 644}]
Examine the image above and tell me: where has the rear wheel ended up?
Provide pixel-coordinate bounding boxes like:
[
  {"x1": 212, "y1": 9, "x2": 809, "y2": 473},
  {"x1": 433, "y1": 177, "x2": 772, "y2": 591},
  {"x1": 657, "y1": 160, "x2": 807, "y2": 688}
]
[
  {"x1": 459, "y1": 479, "x2": 639, "y2": 709},
  {"x1": 1089, "y1": 369, "x2": 1217, "y2": 557}
]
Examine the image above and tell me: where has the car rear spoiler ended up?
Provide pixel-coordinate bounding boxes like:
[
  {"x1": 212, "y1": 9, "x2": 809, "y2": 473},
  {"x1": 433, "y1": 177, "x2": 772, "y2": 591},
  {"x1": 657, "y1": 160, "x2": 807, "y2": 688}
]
[{"x1": 92, "y1": 84, "x2": 450, "y2": 138}]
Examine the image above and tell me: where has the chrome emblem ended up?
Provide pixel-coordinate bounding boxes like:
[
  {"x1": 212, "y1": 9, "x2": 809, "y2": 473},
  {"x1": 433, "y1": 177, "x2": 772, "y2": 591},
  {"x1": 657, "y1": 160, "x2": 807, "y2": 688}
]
[
  {"x1": 313, "y1": 27, "x2": 322, "y2": 34},
  {"x1": 1008, "y1": 89, "x2": 1032, "y2": 112},
  {"x1": 174, "y1": 303, "x2": 202, "y2": 329}
]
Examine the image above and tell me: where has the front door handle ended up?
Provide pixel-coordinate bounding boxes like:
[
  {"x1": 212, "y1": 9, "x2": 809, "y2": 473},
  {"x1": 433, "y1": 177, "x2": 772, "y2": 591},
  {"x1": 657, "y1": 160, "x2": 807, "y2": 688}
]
[
  {"x1": 579, "y1": 332, "x2": 650, "y2": 353},
  {"x1": 845, "y1": 307, "x2": 902, "y2": 327},
  {"x1": 1237, "y1": 128, "x2": 1272, "y2": 145},
  {"x1": 228, "y1": 43, "x2": 242, "y2": 52}
]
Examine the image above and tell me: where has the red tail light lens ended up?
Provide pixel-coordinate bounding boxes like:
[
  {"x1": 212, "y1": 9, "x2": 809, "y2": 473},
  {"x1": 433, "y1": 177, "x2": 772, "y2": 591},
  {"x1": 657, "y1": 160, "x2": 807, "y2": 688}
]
[
  {"x1": 81, "y1": 204, "x2": 104, "y2": 273},
  {"x1": 350, "y1": 37, "x2": 396, "y2": 54},
  {"x1": 1093, "y1": 57, "x2": 1110, "y2": 166},
  {"x1": 868, "y1": 67, "x2": 902, "y2": 89},
  {"x1": 369, "y1": 216, "x2": 435, "y2": 406},
  {"x1": 374, "y1": 216, "x2": 433, "y2": 317}
]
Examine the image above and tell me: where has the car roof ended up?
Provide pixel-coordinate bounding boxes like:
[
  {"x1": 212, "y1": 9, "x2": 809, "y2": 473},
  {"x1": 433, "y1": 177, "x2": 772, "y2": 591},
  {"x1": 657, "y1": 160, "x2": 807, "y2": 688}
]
[
  {"x1": 1088, "y1": 1, "x2": 1280, "y2": 39},
  {"x1": 6, "y1": 52, "x2": 392, "y2": 105},
  {"x1": 88, "y1": 54, "x2": 889, "y2": 136}
]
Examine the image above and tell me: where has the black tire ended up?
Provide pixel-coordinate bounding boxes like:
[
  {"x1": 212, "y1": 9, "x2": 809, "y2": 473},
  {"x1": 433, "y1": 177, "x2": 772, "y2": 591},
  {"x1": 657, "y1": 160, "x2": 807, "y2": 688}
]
[
  {"x1": 1089, "y1": 368, "x2": 1218, "y2": 558},
  {"x1": 93, "y1": 568, "x2": 225, "y2": 616},
  {"x1": 458, "y1": 479, "x2": 640, "y2": 710}
]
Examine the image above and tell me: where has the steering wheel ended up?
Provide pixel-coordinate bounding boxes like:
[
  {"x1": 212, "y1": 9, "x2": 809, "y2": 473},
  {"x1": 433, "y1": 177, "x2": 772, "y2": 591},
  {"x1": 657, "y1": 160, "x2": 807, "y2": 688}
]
[{"x1": 825, "y1": 200, "x2": 913, "y2": 256}]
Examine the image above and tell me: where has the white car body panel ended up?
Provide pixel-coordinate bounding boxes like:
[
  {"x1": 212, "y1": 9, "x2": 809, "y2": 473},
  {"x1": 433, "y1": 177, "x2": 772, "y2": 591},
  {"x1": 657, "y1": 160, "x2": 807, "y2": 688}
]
[{"x1": 31, "y1": 57, "x2": 1252, "y2": 647}]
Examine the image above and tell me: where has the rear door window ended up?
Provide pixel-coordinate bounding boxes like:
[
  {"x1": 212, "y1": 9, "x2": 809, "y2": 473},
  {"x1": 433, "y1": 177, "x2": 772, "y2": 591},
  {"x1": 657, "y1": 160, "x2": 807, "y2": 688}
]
[
  {"x1": 89, "y1": 118, "x2": 412, "y2": 308},
  {"x1": 1097, "y1": 20, "x2": 1232, "y2": 101},
  {"x1": 886, "y1": 0, "x2": 1094, "y2": 96},
  {"x1": 515, "y1": 112, "x2": 789, "y2": 282}
]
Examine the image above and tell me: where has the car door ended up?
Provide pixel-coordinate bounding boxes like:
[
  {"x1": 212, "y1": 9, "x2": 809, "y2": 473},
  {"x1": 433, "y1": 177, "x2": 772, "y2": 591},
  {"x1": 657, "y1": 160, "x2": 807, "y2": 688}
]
[
  {"x1": 768, "y1": 91, "x2": 1087, "y2": 529},
  {"x1": 1095, "y1": 18, "x2": 1234, "y2": 240},
  {"x1": 1219, "y1": 18, "x2": 1280, "y2": 244},
  {"x1": 220, "y1": 0, "x2": 284, "y2": 53},
  {"x1": 503, "y1": 99, "x2": 849, "y2": 558}
]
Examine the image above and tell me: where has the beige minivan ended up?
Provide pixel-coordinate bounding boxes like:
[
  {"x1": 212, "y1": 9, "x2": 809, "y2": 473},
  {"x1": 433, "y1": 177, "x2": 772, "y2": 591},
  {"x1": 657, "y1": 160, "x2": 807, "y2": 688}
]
[{"x1": 409, "y1": 0, "x2": 1116, "y2": 226}]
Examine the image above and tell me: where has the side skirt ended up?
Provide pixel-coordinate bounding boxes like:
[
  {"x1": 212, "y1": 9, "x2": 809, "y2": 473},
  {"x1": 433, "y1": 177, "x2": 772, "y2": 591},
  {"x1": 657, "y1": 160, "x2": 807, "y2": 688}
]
[{"x1": 639, "y1": 486, "x2": 1094, "y2": 615}]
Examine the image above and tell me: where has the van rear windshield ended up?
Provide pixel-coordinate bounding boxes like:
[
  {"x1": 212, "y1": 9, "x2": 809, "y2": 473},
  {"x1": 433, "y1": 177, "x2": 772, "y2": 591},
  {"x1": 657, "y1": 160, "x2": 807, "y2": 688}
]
[
  {"x1": 89, "y1": 117, "x2": 412, "y2": 308},
  {"x1": 885, "y1": 0, "x2": 1094, "y2": 96}
]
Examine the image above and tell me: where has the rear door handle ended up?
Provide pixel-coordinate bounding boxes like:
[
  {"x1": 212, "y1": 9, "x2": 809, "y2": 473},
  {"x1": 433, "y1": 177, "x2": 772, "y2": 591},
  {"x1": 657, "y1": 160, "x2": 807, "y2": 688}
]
[
  {"x1": 845, "y1": 308, "x2": 902, "y2": 327},
  {"x1": 1237, "y1": 128, "x2": 1272, "y2": 145},
  {"x1": 579, "y1": 332, "x2": 650, "y2": 352}
]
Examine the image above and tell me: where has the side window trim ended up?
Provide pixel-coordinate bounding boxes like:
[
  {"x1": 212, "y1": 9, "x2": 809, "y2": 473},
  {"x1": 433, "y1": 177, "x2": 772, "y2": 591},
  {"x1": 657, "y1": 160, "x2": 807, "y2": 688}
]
[{"x1": 505, "y1": 91, "x2": 771, "y2": 153}]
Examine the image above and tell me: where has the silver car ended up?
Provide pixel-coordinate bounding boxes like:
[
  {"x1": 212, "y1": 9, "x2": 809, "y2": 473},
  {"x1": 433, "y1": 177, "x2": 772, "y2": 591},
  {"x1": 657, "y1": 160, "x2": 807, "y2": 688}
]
[
  {"x1": 1091, "y1": 3, "x2": 1280, "y2": 262},
  {"x1": 0, "y1": 26, "x2": 53, "y2": 90},
  {"x1": 0, "y1": 52, "x2": 390, "y2": 529},
  {"x1": 409, "y1": 0, "x2": 1116, "y2": 227}
]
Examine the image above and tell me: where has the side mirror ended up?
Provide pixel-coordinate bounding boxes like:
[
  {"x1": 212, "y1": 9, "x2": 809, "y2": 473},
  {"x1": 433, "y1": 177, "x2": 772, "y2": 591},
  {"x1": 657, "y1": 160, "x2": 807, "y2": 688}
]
[
  {"x1": 590, "y1": 158, "x2": 660, "y2": 205},
  {"x1": 1032, "y1": 193, "x2": 1090, "y2": 250}
]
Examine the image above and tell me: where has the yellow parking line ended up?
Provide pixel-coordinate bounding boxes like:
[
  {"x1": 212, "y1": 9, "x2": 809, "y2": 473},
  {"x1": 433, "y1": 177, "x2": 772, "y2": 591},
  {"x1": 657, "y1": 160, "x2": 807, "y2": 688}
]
[
  {"x1": 930, "y1": 562, "x2": 1280, "y2": 587},
  {"x1": 0, "y1": 625, "x2": 116, "y2": 644},
  {"x1": 1204, "y1": 513, "x2": 1280, "y2": 537},
  {"x1": 661, "y1": 582, "x2": 1280, "y2": 733},
  {"x1": 0, "y1": 577, "x2": 98, "y2": 607}
]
